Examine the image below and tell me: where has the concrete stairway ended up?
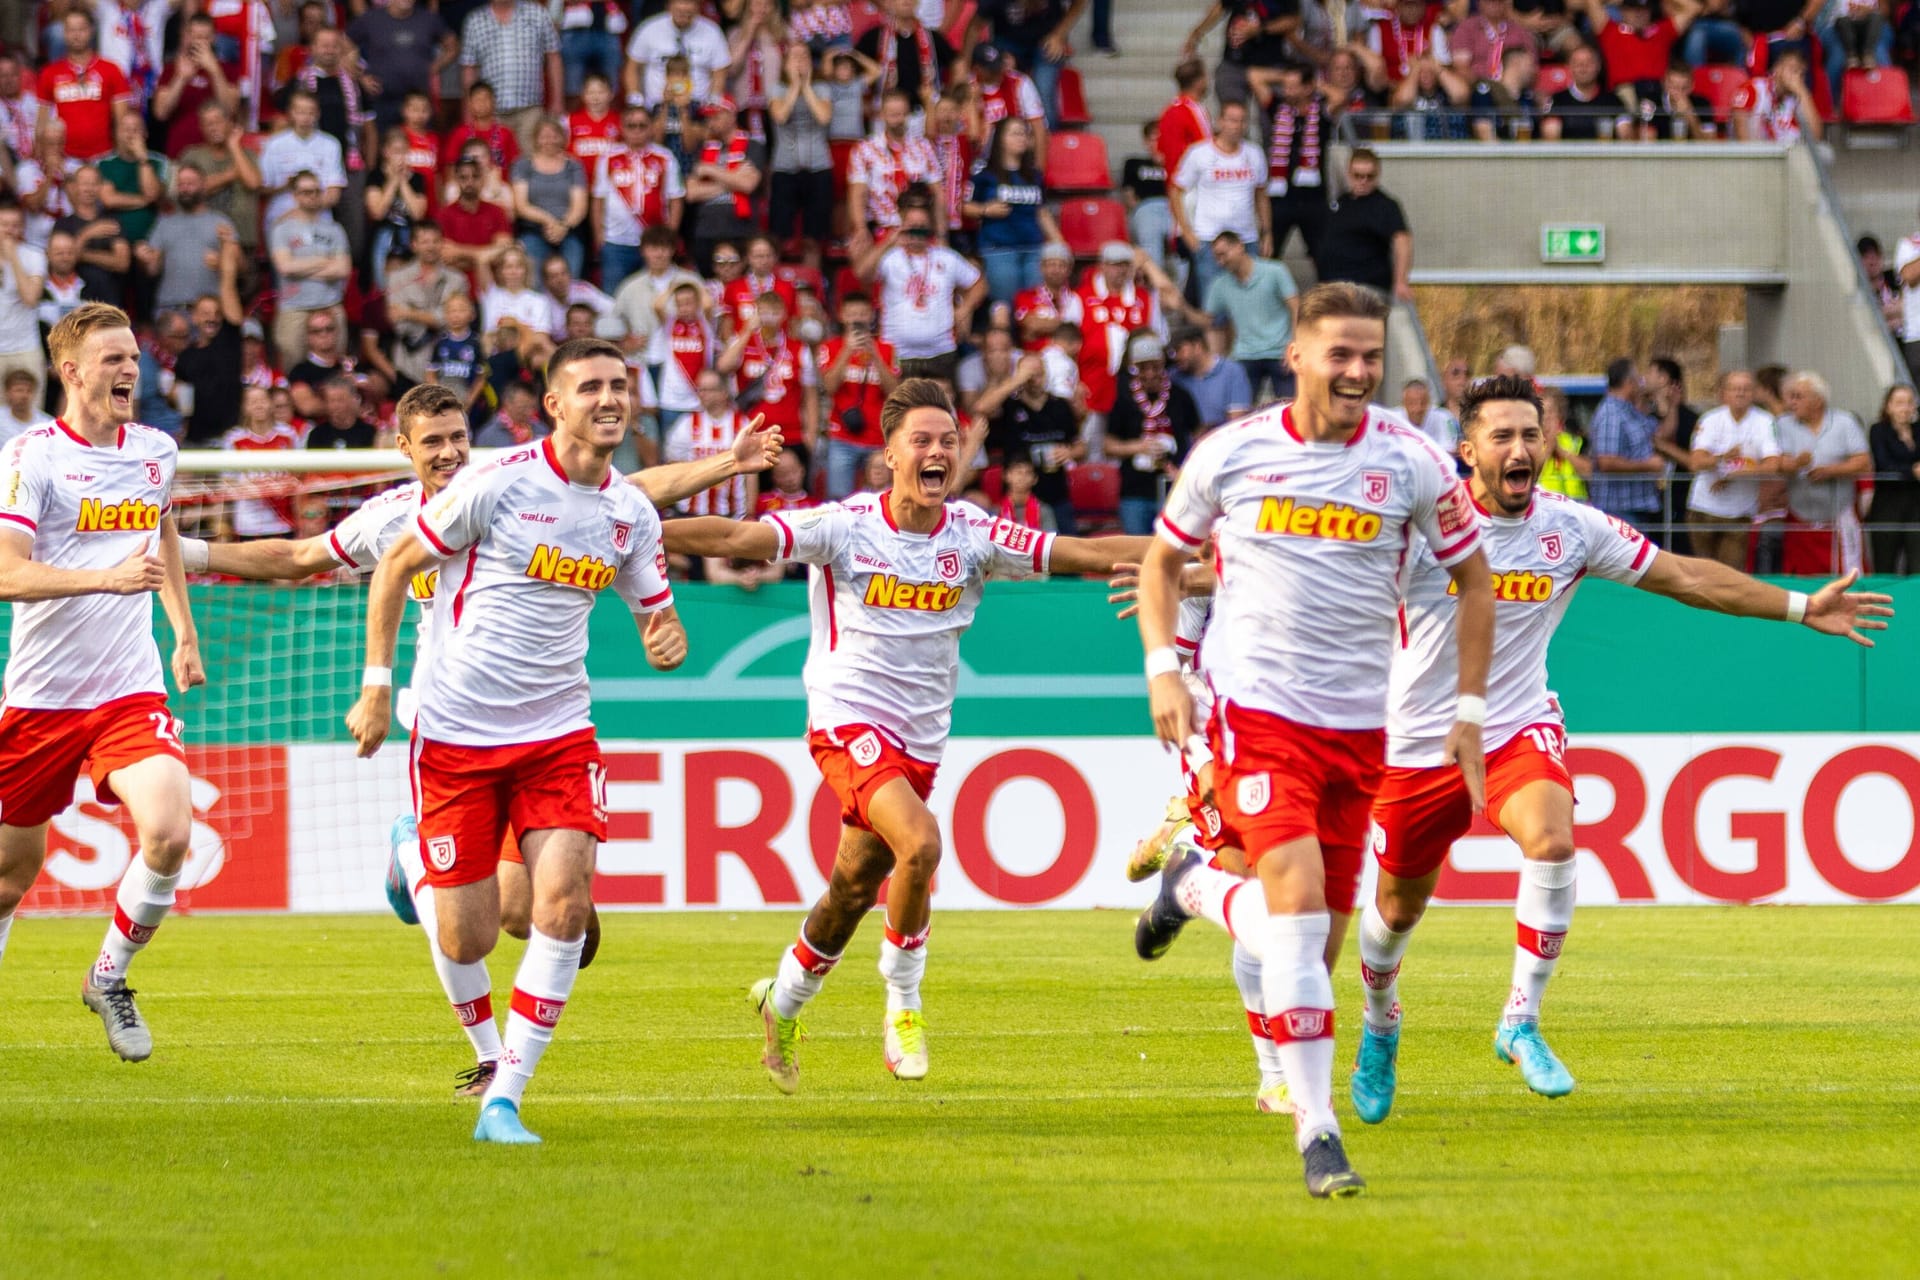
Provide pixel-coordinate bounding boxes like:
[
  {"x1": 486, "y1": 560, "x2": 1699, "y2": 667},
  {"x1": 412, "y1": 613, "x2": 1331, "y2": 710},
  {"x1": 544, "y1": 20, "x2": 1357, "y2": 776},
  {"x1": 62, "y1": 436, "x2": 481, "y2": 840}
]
[{"x1": 1062, "y1": 2, "x2": 1208, "y2": 170}]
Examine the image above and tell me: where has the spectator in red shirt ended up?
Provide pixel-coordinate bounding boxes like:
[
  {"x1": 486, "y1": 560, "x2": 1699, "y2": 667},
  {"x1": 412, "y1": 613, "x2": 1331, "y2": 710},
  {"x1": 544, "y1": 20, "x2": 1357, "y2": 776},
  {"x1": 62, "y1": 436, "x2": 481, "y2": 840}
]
[
  {"x1": 567, "y1": 73, "x2": 623, "y2": 186},
  {"x1": 438, "y1": 152, "x2": 516, "y2": 290},
  {"x1": 1572, "y1": 0, "x2": 1702, "y2": 92},
  {"x1": 717, "y1": 288, "x2": 820, "y2": 456},
  {"x1": 721, "y1": 234, "x2": 798, "y2": 338},
  {"x1": 1156, "y1": 58, "x2": 1212, "y2": 176},
  {"x1": 152, "y1": 13, "x2": 241, "y2": 157},
  {"x1": 819, "y1": 291, "x2": 900, "y2": 498},
  {"x1": 400, "y1": 92, "x2": 443, "y2": 210},
  {"x1": 441, "y1": 81, "x2": 520, "y2": 176},
  {"x1": 38, "y1": 8, "x2": 134, "y2": 162}
]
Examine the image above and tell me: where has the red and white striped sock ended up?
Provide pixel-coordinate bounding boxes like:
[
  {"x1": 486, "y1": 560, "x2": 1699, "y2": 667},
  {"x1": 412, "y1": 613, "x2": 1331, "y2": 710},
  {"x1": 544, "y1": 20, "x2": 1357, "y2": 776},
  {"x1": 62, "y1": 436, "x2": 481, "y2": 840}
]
[
  {"x1": 1230, "y1": 940, "x2": 1285, "y2": 1087},
  {"x1": 93, "y1": 860, "x2": 178, "y2": 984},
  {"x1": 878, "y1": 922, "x2": 930, "y2": 1013},
  {"x1": 1261, "y1": 911, "x2": 1338, "y2": 1150},
  {"x1": 483, "y1": 927, "x2": 584, "y2": 1108},
  {"x1": 1358, "y1": 902, "x2": 1413, "y2": 1032},
  {"x1": 772, "y1": 929, "x2": 840, "y2": 1019},
  {"x1": 413, "y1": 877, "x2": 503, "y2": 1064},
  {"x1": 1175, "y1": 863, "x2": 1269, "y2": 942},
  {"x1": 1507, "y1": 857, "x2": 1576, "y2": 1025}
]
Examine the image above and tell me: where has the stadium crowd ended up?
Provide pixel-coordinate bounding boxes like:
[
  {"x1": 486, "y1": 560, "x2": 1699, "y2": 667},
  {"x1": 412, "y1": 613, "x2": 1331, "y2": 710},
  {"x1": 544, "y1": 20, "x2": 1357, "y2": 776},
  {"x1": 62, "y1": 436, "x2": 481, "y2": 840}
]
[{"x1": 0, "y1": 0, "x2": 1913, "y2": 573}]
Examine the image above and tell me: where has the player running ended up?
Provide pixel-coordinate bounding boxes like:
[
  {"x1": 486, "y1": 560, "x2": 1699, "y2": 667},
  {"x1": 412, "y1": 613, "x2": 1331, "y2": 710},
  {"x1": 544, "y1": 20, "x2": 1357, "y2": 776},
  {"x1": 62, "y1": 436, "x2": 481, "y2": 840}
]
[
  {"x1": 0, "y1": 303, "x2": 206, "y2": 1062},
  {"x1": 1131, "y1": 283, "x2": 1496, "y2": 1198},
  {"x1": 1344, "y1": 374, "x2": 1892, "y2": 1120},
  {"x1": 348, "y1": 339, "x2": 685, "y2": 1145},
  {"x1": 660, "y1": 378, "x2": 1153, "y2": 1094},
  {"x1": 178, "y1": 384, "x2": 782, "y2": 1097}
]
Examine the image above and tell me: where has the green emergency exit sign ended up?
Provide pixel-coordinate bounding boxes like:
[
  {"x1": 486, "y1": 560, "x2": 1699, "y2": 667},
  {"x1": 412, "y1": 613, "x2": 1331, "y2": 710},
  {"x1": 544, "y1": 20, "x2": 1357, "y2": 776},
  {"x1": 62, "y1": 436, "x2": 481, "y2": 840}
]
[{"x1": 1542, "y1": 224, "x2": 1605, "y2": 263}]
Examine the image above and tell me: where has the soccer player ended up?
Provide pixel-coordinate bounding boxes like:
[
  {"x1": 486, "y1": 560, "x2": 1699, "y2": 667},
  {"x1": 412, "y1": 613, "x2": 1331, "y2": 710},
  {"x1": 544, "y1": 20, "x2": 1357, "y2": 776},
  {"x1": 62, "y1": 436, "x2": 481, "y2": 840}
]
[
  {"x1": 1131, "y1": 282, "x2": 1496, "y2": 1198},
  {"x1": 660, "y1": 378, "x2": 1153, "y2": 1093},
  {"x1": 1341, "y1": 375, "x2": 1891, "y2": 1119},
  {"x1": 180, "y1": 386, "x2": 783, "y2": 1094},
  {"x1": 0, "y1": 303, "x2": 205, "y2": 1062},
  {"x1": 347, "y1": 338, "x2": 687, "y2": 1144}
]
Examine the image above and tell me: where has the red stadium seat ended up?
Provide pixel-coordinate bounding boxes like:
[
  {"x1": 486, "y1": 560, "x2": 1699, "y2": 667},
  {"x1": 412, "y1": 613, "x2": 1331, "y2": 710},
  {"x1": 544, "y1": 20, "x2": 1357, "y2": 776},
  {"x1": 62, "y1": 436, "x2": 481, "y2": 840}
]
[
  {"x1": 1693, "y1": 65, "x2": 1750, "y2": 123},
  {"x1": 1535, "y1": 62, "x2": 1573, "y2": 98},
  {"x1": 1044, "y1": 130, "x2": 1111, "y2": 193},
  {"x1": 978, "y1": 465, "x2": 1004, "y2": 503},
  {"x1": 1056, "y1": 65, "x2": 1092, "y2": 128},
  {"x1": 1057, "y1": 197, "x2": 1129, "y2": 259},
  {"x1": 942, "y1": 0, "x2": 977, "y2": 48},
  {"x1": 1842, "y1": 67, "x2": 1916, "y2": 124},
  {"x1": 1067, "y1": 462, "x2": 1120, "y2": 532}
]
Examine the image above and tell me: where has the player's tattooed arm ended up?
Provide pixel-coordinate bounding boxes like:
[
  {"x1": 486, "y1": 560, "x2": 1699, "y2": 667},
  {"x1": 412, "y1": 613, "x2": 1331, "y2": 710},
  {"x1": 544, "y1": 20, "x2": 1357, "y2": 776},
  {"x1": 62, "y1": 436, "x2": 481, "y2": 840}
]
[
  {"x1": 1638, "y1": 556, "x2": 1894, "y2": 647},
  {"x1": 0, "y1": 529, "x2": 166, "y2": 601},
  {"x1": 157, "y1": 518, "x2": 206, "y2": 690},
  {"x1": 659, "y1": 515, "x2": 782, "y2": 562},
  {"x1": 629, "y1": 414, "x2": 780, "y2": 510},
  {"x1": 347, "y1": 533, "x2": 440, "y2": 757}
]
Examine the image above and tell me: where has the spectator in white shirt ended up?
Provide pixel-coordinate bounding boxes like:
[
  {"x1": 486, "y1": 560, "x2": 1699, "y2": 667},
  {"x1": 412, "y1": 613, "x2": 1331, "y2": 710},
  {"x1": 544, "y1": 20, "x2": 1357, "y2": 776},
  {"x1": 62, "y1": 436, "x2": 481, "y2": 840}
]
[
  {"x1": 258, "y1": 89, "x2": 346, "y2": 229},
  {"x1": 853, "y1": 196, "x2": 986, "y2": 385},
  {"x1": 0, "y1": 367, "x2": 54, "y2": 445},
  {"x1": 1775, "y1": 369, "x2": 1872, "y2": 575},
  {"x1": 1168, "y1": 99, "x2": 1268, "y2": 311},
  {"x1": 1400, "y1": 377, "x2": 1460, "y2": 456},
  {"x1": 1895, "y1": 218, "x2": 1920, "y2": 385},
  {"x1": 1686, "y1": 368, "x2": 1781, "y2": 569},
  {"x1": 0, "y1": 203, "x2": 49, "y2": 405},
  {"x1": 624, "y1": 0, "x2": 733, "y2": 107}
]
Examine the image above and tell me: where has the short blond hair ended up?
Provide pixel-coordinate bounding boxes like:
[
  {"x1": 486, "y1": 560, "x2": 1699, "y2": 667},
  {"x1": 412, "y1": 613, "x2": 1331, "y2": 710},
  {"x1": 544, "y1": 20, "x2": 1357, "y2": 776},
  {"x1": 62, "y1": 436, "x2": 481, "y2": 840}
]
[{"x1": 49, "y1": 302, "x2": 134, "y2": 372}]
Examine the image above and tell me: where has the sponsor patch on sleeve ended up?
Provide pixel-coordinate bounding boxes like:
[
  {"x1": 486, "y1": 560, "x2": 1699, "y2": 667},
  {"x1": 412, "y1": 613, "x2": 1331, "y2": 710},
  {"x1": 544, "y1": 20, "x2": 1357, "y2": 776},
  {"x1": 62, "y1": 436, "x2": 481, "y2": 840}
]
[{"x1": 1437, "y1": 482, "x2": 1475, "y2": 539}]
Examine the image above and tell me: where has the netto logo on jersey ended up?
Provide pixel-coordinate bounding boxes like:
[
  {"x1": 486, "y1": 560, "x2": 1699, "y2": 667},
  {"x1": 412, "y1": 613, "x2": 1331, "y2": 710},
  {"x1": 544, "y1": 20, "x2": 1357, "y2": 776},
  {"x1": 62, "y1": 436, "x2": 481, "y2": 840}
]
[
  {"x1": 76, "y1": 497, "x2": 162, "y2": 532},
  {"x1": 525, "y1": 543, "x2": 618, "y2": 591},
  {"x1": 1253, "y1": 496, "x2": 1382, "y2": 542},
  {"x1": 409, "y1": 568, "x2": 439, "y2": 602},
  {"x1": 863, "y1": 573, "x2": 963, "y2": 613},
  {"x1": 1449, "y1": 570, "x2": 1557, "y2": 602}
]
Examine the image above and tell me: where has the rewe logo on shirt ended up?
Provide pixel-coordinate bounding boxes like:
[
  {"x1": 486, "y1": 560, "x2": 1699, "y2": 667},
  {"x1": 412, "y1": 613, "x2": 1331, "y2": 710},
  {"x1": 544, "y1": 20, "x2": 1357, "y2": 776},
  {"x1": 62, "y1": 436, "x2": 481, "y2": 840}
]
[
  {"x1": 1448, "y1": 570, "x2": 1557, "y2": 602},
  {"x1": 525, "y1": 544, "x2": 618, "y2": 591},
  {"x1": 1253, "y1": 496, "x2": 1381, "y2": 542},
  {"x1": 76, "y1": 498, "x2": 162, "y2": 533},
  {"x1": 862, "y1": 573, "x2": 963, "y2": 613}
]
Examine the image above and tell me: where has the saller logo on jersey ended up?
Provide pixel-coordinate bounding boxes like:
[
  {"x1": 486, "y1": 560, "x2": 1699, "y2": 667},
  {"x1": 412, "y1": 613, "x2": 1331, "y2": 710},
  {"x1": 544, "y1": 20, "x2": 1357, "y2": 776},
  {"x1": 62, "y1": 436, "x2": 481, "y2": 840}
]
[
  {"x1": 1253, "y1": 497, "x2": 1381, "y2": 542},
  {"x1": 863, "y1": 573, "x2": 963, "y2": 612},
  {"x1": 1449, "y1": 570, "x2": 1557, "y2": 602},
  {"x1": 76, "y1": 498, "x2": 162, "y2": 532},
  {"x1": 525, "y1": 543, "x2": 618, "y2": 590}
]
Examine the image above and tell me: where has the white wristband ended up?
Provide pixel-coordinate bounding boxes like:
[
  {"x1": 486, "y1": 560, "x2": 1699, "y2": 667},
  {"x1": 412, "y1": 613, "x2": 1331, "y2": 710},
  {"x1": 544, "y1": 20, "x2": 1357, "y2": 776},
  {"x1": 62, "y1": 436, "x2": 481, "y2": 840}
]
[
  {"x1": 1456, "y1": 694, "x2": 1488, "y2": 726},
  {"x1": 1785, "y1": 591, "x2": 1809, "y2": 624},
  {"x1": 362, "y1": 666, "x2": 394, "y2": 688},
  {"x1": 1145, "y1": 647, "x2": 1181, "y2": 680},
  {"x1": 180, "y1": 536, "x2": 209, "y2": 573}
]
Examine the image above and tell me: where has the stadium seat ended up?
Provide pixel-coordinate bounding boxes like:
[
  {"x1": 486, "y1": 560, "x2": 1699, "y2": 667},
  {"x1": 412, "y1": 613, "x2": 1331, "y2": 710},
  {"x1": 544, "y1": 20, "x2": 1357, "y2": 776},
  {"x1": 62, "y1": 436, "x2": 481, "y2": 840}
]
[
  {"x1": 1693, "y1": 65, "x2": 1750, "y2": 123},
  {"x1": 1057, "y1": 197, "x2": 1129, "y2": 259},
  {"x1": 1056, "y1": 66, "x2": 1092, "y2": 129},
  {"x1": 1842, "y1": 67, "x2": 1916, "y2": 124},
  {"x1": 978, "y1": 465, "x2": 1004, "y2": 504},
  {"x1": 1044, "y1": 131, "x2": 1111, "y2": 194},
  {"x1": 943, "y1": 0, "x2": 977, "y2": 48},
  {"x1": 1536, "y1": 63, "x2": 1573, "y2": 98},
  {"x1": 1067, "y1": 462, "x2": 1121, "y2": 533}
]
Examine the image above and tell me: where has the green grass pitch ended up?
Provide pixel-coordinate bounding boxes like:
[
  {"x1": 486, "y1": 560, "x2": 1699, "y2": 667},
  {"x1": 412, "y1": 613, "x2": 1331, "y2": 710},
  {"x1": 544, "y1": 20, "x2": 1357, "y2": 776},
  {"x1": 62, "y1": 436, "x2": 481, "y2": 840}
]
[{"x1": 3, "y1": 907, "x2": 1917, "y2": 1278}]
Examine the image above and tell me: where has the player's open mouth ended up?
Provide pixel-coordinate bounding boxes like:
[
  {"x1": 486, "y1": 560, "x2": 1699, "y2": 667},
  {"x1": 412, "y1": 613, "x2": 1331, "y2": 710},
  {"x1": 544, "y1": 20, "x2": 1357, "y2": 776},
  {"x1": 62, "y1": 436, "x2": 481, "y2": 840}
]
[
  {"x1": 1331, "y1": 384, "x2": 1369, "y2": 408},
  {"x1": 110, "y1": 382, "x2": 134, "y2": 411},
  {"x1": 917, "y1": 463, "x2": 948, "y2": 495},
  {"x1": 593, "y1": 412, "x2": 624, "y2": 427},
  {"x1": 432, "y1": 458, "x2": 461, "y2": 475},
  {"x1": 1502, "y1": 462, "x2": 1535, "y2": 495}
]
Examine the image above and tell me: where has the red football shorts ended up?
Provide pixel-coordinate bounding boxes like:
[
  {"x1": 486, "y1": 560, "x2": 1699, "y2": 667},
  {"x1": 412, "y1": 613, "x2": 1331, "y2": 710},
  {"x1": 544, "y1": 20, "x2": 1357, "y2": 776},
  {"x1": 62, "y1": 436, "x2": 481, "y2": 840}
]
[
  {"x1": 1371, "y1": 723, "x2": 1574, "y2": 881},
  {"x1": 809, "y1": 724, "x2": 939, "y2": 832},
  {"x1": 410, "y1": 727, "x2": 606, "y2": 888},
  {"x1": 0, "y1": 692, "x2": 186, "y2": 829},
  {"x1": 1181, "y1": 749, "x2": 1226, "y2": 853},
  {"x1": 1209, "y1": 701, "x2": 1385, "y2": 914}
]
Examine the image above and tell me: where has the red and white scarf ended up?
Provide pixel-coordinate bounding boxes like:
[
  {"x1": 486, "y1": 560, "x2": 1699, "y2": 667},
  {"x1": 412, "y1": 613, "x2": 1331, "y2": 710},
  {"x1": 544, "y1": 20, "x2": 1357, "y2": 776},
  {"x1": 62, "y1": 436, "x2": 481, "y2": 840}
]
[
  {"x1": 1129, "y1": 375, "x2": 1172, "y2": 444},
  {"x1": 1268, "y1": 94, "x2": 1322, "y2": 184},
  {"x1": 998, "y1": 493, "x2": 1043, "y2": 527},
  {"x1": 1379, "y1": 9, "x2": 1436, "y2": 82}
]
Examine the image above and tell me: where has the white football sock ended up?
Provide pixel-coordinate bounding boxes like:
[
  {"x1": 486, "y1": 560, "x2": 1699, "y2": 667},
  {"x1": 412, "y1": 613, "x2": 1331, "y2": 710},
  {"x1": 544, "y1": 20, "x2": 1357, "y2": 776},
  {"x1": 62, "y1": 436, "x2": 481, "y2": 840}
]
[
  {"x1": 1358, "y1": 902, "x2": 1414, "y2": 1032},
  {"x1": 94, "y1": 859, "x2": 178, "y2": 984},
  {"x1": 1261, "y1": 911, "x2": 1338, "y2": 1150},
  {"x1": 484, "y1": 927, "x2": 584, "y2": 1108},
  {"x1": 0, "y1": 912, "x2": 12, "y2": 969},
  {"x1": 1507, "y1": 857, "x2": 1577, "y2": 1026},
  {"x1": 413, "y1": 877, "x2": 503, "y2": 1064},
  {"x1": 1174, "y1": 863, "x2": 1269, "y2": 945},
  {"x1": 772, "y1": 928, "x2": 840, "y2": 1020},
  {"x1": 1231, "y1": 940, "x2": 1285, "y2": 1087},
  {"x1": 878, "y1": 922, "x2": 929, "y2": 1013}
]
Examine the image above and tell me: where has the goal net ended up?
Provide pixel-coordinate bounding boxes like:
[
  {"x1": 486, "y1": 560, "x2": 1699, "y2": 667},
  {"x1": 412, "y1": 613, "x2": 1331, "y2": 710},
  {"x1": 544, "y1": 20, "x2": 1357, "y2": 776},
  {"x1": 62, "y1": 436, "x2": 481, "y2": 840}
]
[{"x1": 6, "y1": 452, "x2": 423, "y2": 917}]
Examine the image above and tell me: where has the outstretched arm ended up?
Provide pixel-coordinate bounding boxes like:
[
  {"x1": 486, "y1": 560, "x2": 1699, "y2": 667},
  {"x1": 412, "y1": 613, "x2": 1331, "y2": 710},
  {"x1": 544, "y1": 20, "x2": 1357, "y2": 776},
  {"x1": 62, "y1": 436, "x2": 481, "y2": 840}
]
[
  {"x1": 157, "y1": 517, "x2": 205, "y2": 690},
  {"x1": 629, "y1": 415, "x2": 780, "y2": 509},
  {"x1": 185, "y1": 532, "x2": 342, "y2": 580},
  {"x1": 1637, "y1": 555, "x2": 1893, "y2": 646},
  {"x1": 1107, "y1": 559, "x2": 1216, "y2": 618},
  {"x1": 660, "y1": 515, "x2": 783, "y2": 561},
  {"x1": 1046, "y1": 534, "x2": 1154, "y2": 576}
]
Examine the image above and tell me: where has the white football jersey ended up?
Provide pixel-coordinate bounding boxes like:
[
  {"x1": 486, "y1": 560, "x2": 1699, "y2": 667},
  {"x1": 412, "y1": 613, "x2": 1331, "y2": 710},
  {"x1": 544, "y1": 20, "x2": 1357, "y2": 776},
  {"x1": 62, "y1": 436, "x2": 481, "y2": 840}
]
[
  {"x1": 412, "y1": 440, "x2": 673, "y2": 747},
  {"x1": 1158, "y1": 405, "x2": 1481, "y2": 731},
  {"x1": 0, "y1": 422, "x2": 177, "y2": 711},
  {"x1": 1387, "y1": 489, "x2": 1653, "y2": 766},
  {"x1": 327, "y1": 479, "x2": 446, "y2": 659},
  {"x1": 1175, "y1": 595, "x2": 1215, "y2": 721},
  {"x1": 763, "y1": 493, "x2": 1054, "y2": 761}
]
